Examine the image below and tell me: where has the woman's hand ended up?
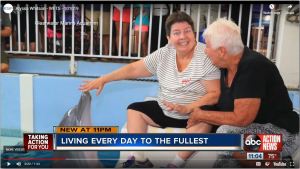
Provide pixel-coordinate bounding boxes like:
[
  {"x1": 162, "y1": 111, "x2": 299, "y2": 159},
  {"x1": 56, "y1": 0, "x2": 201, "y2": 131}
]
[
  {"x1": 162, "y1": 101, "x2": 192, "y2": 115},
  {"x1": 79, "y1": 77, "x2": 106, "y2": 96}
]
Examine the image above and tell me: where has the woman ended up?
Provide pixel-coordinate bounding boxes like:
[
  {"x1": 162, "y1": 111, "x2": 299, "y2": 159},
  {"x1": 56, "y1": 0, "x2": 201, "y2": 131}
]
[
  {"x1": 80, "y1": 11, "x2": 220, "y2": 168},
  {"x1": 182, "y1": 18, "x2": 299, "y2": 167}
]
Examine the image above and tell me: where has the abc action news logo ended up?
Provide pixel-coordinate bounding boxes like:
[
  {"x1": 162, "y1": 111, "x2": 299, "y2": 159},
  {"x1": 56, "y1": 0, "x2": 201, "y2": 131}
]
[{"x1": 243, "y1": 134, "x2": 282, "y2": 152}]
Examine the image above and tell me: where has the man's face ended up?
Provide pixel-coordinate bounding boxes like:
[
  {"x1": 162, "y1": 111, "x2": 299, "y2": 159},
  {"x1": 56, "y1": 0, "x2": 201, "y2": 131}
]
[
  {"x1": 204, "y1": 38, "x2": 223, "y2": 68},
  {"x1": 167, "y1": 22, "x2": 196, "y2": 55}
]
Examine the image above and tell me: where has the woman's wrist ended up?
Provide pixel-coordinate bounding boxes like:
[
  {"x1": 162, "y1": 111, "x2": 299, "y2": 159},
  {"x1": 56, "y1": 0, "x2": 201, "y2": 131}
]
[
  {"x1": 100, "y1": 75, "x2": 109, "y2": 84},
  {"x1": 186, "y1": 104, "x2": 195, "y2": 114}
]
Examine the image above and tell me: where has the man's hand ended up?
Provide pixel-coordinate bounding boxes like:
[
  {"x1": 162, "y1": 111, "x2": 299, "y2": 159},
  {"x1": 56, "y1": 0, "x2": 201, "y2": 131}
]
[{"x1": 187, "y1": 108, "x2": 202, "y2": 128}]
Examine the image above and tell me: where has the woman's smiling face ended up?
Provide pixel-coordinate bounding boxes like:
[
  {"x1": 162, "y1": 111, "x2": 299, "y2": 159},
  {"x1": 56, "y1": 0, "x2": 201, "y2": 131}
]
[{"x1": 167, "y1": 22, "x2": 196, "y2": 55}]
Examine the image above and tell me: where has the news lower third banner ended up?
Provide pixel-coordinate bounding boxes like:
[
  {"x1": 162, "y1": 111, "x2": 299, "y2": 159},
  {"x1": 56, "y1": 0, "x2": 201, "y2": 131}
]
[
  {"x1": 54, "y1": 133, "x2": 241, "y2": 151},
  {"x1": 22, "y1": 126, "x2": 282, "y2": 152},
  {"x1": 22, "y1": 126, "x2": 242, "y2": 151}
]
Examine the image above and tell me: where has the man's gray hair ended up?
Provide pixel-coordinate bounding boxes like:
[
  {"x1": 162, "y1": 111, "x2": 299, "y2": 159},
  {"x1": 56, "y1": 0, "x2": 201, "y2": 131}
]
[{"x1": 203, "y1": 18, "x2": 244, "y2": 55}]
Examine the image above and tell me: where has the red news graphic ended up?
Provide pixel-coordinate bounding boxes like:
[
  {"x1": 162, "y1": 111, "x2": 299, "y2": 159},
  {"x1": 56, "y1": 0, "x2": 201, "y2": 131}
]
[
  {"x1": 264, "y1": 152, "x2": 281, "y2": 160},
  {"x1": 23, "y1": 134, "x2": 53, "y2": 151},
  {"x1": 243, "y1": 134, "x2": 282, "y2": 152}
]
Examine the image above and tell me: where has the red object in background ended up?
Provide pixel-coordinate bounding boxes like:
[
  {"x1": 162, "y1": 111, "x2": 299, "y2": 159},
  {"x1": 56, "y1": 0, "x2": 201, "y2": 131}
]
[{"x1": 23, "y1": 134, "x2": 53, "y2": 151}]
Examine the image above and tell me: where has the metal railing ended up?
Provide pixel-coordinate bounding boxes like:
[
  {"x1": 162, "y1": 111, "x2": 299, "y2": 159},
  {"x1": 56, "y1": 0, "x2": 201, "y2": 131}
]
[{"x1": 6, "y1": 3, "x2": 278, "y2": 61}]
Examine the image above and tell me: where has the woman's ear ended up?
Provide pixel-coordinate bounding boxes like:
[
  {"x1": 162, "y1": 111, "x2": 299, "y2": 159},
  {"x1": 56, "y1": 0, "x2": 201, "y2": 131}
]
[{"x1": 167, "y1": 36, "x2": 170, "y2": 44}]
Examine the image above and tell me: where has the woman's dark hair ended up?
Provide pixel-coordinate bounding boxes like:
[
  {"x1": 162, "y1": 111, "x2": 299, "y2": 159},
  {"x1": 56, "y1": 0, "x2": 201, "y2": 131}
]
[{"x1": 165, "y1": 11, "x2": 195, "y2": 36}]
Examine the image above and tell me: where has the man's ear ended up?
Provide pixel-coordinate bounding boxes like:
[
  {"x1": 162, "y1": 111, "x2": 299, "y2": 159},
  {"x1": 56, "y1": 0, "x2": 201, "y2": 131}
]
[{"x1": 219, "y1": 47, "x2": 227, "y2": 57}]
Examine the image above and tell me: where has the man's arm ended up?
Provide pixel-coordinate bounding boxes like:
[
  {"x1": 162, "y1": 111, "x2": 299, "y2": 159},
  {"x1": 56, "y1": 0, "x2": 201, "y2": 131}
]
[{"x1": 187, "y1": 98, "x2": 260, "y2": 128}]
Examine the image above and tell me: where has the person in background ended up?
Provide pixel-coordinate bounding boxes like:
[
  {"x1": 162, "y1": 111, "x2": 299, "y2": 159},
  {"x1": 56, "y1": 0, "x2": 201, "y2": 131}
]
[
  {"x1": 100, "y1": 4, "x2": 111, "y2": 55},
  {"x1": 85, "y1": 4, "x2": 111, "y2": 55},
  {"x1": 133, "y1": 4, "x2": 150, "y2": 57},
  {"x1": 1, "y1": 10, "x2": 12, "y2": 73},
  {"x1": 150, "y1": 4, "x2": 169, "y2": 53},
  {"x1": 167, "y1": 18, "x2": 299, "y2": 168},
  {"x1": 44, "y1": 5, "x2": 62, "y2": 53},
  {"x1": 80, "y1": 12, "x2": 220, "y2": 168},
  {"x1": 113, "y1": 4, "x2": 130, "y2": 56},
  {"x1": 60, "y1": 4, "x2": 81, "y2": 53},
  {"x1": 10, "y1": 4, "x2": 36, "y2": 52}
]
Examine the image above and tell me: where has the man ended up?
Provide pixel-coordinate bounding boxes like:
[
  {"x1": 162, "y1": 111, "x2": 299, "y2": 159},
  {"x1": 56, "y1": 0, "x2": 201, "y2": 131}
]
[
  {"x1": 198, "y1": 18, "x2": 298, "y2": 167},
  {"x1": 167, "y1": 18, "x2": 299, "y2": 167}
]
